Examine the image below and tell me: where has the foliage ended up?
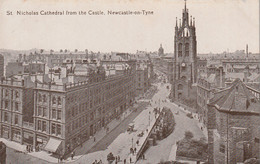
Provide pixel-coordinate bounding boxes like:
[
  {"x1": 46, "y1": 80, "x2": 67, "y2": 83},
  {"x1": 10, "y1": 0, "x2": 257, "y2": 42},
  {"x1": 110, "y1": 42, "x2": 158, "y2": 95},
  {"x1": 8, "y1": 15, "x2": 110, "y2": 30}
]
[
  {"x1": 161, "y1": 107, "x2": 176, "y2": 138},
  {"x1": 176, "y1": 135, "x2": 208, "y2": 161}
]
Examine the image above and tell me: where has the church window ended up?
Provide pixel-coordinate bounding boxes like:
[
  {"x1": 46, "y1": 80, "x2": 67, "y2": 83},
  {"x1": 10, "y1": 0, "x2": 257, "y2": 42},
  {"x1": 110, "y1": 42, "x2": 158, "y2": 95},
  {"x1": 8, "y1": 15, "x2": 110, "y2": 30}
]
[
  {"x1": 184, "y1": 28, "x2": 190, "y2": 37},
  {"x1": 185, "y1": 43, "x2": 189, "y2": 56},
  {"x1": 178, "y1": 43, "x2": 182, "y2": 57},
  {"x1": 178, "y1": 84, "x2": 183, "y2": 90}
]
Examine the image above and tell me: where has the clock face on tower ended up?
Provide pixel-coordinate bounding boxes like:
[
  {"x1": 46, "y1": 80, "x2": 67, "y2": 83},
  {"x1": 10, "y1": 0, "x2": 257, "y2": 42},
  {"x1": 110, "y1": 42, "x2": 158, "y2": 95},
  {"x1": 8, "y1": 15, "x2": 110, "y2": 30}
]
[{"x1": 181, "y1": 63, "x2": 186, "y2": 67}]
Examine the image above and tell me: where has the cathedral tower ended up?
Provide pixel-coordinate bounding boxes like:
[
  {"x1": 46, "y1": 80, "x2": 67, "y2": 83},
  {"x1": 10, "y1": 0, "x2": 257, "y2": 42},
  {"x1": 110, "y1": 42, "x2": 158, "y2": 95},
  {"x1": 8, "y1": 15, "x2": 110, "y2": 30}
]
[{"x1": 172, "y1": 0, "x2": 197, "y2": 100}]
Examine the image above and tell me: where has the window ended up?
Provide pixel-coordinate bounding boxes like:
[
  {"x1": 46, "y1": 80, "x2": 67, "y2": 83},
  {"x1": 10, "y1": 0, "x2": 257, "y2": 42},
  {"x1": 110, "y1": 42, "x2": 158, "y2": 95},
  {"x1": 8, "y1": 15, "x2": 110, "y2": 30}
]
[
  {"x1": 52, "y1": 109, "x2": 56, "y2": 119},
  {"x1": 42, "y1": 121, "x2": 46, "y2": 132},
  {"x1": 5, "y1": 101, "x2": 9, "y2": 109},
  {"x1": 219, "y1": 143, "x2": 225, "y2": 153},
  {"x1": 43, "y1": 95, "x2": 47, "y2": 103},
  {"x1": 57, "y1": 97, "x2": 61, "y2": 106},
  {"x1": 185, "y1": 43, "x2": 189, "y2": 56},
  {"x1": 15, "y1": 115, "x2": 18, "y2": 125},
  {"x1": 5, "y1": 89, "x2": 9, "y2": 97},
  {"x1": 38, "y1": 120, "x2": 42, "y2": 131},
  {"x1": 43, "y1": 108, "x2": 47, "y2": 117},
  {"x1": 4, "y1": 112, "x2": 8, "y2": 122},
  {"x1": 57, "y1": 124, "x2": 61, "y2": 136},
  {"x1": 52, "y1": 97, "x2": 56, "y2": 105},
  {"x1": 15, "y1": 102, "x2": 19, "y2": 111},
  {"x1": 51, "y1": 123, "x2": 56, "y2": 134},
  {"x1": 38, "y1": 107, "x2": 42, "y2": 116},
  {"x1": 57, "y1": 110, "x2": 61, "y2": 120},
  {"x1": 15, "y1": 91, "x2": 19, "y2": 99},
  {"x1": 38, "y1": 94, "x2": 42, "y2": 102},
  {"x1": 178, "y1": 43, "x2": 182, "y2": 57}
]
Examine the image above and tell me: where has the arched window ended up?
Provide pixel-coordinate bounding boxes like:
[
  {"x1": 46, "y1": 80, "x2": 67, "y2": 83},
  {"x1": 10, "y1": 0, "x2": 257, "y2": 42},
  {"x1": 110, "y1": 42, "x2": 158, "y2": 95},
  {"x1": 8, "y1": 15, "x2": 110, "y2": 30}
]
[
  {"x1": 185, "y1": 43, "x2": 189, "y2": 56},
  {"x1": 178, "y1": 43, "x2": 182, "y2": 57},
  {"x1": 178, "y1": 84, "x2": 183, "y2": 90},
  {"x1": 183, "y1": 27, "x2": 190, "y2": 37}
]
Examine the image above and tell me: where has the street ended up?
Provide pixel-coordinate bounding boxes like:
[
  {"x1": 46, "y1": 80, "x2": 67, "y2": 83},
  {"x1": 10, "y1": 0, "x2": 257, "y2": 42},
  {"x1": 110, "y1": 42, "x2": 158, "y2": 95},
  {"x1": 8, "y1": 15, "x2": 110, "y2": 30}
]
[
  {"x1": 137, "y1": 82, "x2": 206, "y2": 164},
  {"x1": 4, "y1": 73, "x2": 206, "y2": 164}
]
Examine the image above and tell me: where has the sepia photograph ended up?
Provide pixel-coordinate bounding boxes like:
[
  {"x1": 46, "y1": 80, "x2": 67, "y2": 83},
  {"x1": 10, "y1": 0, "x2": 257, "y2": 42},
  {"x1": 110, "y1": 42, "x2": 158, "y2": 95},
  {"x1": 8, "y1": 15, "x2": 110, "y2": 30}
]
[{"x1": 0, "y1": 0, "x2": 259, "y2": 163}]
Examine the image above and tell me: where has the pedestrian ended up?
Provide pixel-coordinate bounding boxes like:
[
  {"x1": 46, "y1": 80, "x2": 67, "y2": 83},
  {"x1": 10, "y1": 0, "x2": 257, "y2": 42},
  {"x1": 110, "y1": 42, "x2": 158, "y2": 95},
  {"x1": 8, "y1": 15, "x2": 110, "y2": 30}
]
[
  {"x1": 130, "y1": 157, "x2": 132, "y2": 163},
  {"x1": 134, "y1": 147, "x2": 136, "y2": 154},
  {"x1": 143, "y1": 154, "x2": 145, "y2": 159},
  {"x1": 136, "y1": 140, "x2": 139, "y2": 145},
  {"x1": 118, "y1": 155, "x2": 120, "y2": 161},
  {"x1": 71, "y1": 151, "x2": 74, "y2": 160},
  {"x1": 115, "y1": 156, "x2": 118, "y2": 162},
  {"x1": 124, "y1": 159, "x2": 126, "y2": 164},
  {"x1": 94, "y1": 136, "x2": 96, "y2": 142},
  {"x1": 99, "y1": 159, "x2": 102, "y2": 164}
]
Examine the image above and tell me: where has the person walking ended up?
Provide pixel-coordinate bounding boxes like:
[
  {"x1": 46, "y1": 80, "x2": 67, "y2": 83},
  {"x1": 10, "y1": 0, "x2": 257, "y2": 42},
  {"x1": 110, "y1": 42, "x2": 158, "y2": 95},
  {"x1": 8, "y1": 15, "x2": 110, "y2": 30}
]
[
  {"x1": 71, "y1": 151, "x2": 74, "y2": 160},
  {"x1": 94, "y1": 136, "x2": 96, "y2": 142},
  {"x1": 130, "y1": 157, "x2": 132, "y2": 163},
  {"x1": 124, "y1": 159, "x2": 126, "y2": 164}
]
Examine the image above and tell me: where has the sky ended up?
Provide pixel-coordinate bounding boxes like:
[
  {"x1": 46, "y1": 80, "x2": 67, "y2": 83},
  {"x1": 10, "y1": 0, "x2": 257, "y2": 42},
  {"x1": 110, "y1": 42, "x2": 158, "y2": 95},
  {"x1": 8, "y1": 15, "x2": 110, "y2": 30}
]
[{"x1": 0, "y1": 0, "x2": 259, "y2": 54}]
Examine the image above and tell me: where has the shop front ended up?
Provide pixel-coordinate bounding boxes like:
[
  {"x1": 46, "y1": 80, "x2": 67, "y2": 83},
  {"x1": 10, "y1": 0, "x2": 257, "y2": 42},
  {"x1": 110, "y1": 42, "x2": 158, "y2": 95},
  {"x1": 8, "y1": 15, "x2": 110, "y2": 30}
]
[
  {"x1": 12, "y1": 129, "x2": 22, "y2": 143},
  {"x1": 23, "y1": 131, "x2": 34, "y2": 145},
  {"x1": 44, "y1": 137, "x2": 62, "y2": 155},
  {"x1": 36, "y1": 135, "x2": 48, "y2": 150}
]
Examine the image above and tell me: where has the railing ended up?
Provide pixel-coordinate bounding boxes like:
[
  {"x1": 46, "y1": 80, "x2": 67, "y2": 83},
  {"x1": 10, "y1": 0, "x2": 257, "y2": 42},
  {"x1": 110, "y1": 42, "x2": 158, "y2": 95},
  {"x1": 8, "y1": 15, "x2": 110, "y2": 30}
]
[
  {"x1": 246, "y1": 85, "x2": 260, "y2": 101},
  {"x1": 136, "y1": 111, "x2": 162, "y2": 160}
]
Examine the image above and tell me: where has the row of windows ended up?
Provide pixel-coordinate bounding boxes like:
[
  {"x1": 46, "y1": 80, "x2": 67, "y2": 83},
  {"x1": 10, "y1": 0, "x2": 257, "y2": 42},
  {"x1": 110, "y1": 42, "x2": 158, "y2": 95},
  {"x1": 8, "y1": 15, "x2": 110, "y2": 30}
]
[
  {"x1": 67, "y1": 113, "x2": 91, "y2": 134},
  {"x1": 38, "y1": 94, "x2": 62, "y2": 106},
  {"x1": 37, "y1": 107, "x2": 62, "y2": 120},
  {"x1": 2, "y1": 89, "x2": 20, "y2": 99},
  {"x1": 2, "y1": 112, "x2": 19, "y2": 125},
  {"x1": 2, "y1": 100, "x2": 20, "y2": 111}
]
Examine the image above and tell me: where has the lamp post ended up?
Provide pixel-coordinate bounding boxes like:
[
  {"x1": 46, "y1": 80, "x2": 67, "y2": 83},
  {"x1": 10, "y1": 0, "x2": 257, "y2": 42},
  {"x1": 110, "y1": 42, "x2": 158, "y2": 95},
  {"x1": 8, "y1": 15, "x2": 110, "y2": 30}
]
[
  {"x1": 132, "y1": 137, "x2": 134, "y2": 149},
  {"x1": 149, "y1": 111, "x2": 151, "y2": 126}
]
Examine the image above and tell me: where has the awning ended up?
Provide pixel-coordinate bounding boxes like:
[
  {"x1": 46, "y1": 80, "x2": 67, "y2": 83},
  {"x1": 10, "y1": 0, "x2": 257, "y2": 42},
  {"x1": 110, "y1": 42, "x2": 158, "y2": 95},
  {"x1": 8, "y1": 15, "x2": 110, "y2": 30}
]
[{"x1": 44, "y1": 138, "x2": 62, "y2": 153}]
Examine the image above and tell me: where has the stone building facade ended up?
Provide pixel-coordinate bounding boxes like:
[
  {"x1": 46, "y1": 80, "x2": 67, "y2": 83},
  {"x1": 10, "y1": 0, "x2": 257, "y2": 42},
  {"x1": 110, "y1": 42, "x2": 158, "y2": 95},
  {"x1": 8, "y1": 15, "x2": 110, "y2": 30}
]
[
  {"x1": 172, "y1": 2, "x2": 197, "y2": 102},
  {"x1": 0, "y1": 78, "x2": 35, "y2": 145},
  {"x1": 0, "y1": 61, "x2": 136, "y2": 156},
  {"x1": 207, "y1": 79, "x2": 260, "y2": 164},
  {"x1": 0, "y1": 54, "x2": 4, "y2": 77}
]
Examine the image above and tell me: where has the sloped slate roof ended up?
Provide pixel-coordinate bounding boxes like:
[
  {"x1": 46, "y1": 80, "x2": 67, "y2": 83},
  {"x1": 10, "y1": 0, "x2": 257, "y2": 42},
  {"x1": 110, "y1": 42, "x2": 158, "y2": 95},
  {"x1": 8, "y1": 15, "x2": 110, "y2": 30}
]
[{"x1": 209, "y1": 79, "x2": 260, "y2": 113}]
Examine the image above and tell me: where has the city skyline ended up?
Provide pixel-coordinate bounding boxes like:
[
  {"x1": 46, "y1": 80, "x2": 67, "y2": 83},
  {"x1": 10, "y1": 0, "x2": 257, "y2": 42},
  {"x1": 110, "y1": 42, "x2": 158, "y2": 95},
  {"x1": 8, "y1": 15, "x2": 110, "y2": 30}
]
[{"x1": 0, "y1": 0, "x2": 259, "y2": 54}]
